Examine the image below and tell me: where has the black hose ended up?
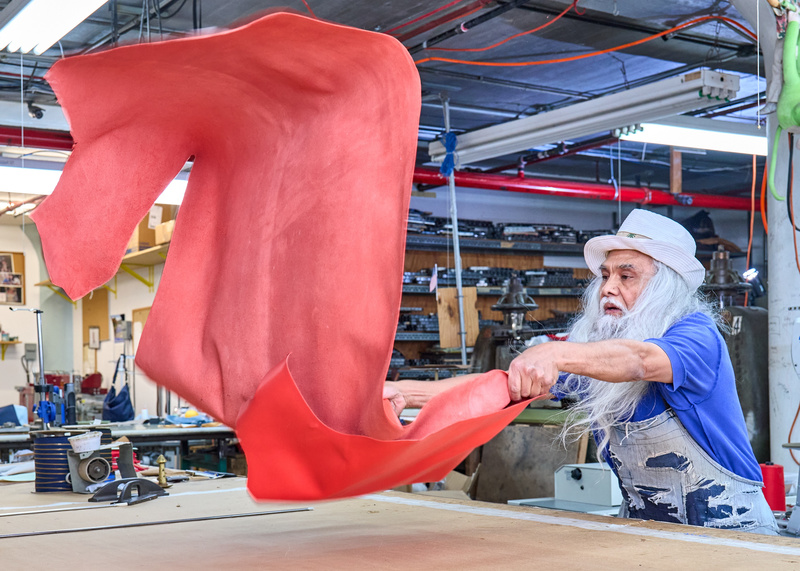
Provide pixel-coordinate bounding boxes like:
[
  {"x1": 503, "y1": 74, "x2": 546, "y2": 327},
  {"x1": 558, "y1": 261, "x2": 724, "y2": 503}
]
[{"x1": 788, "y1": 132, "x2": 800, "y2": 232}]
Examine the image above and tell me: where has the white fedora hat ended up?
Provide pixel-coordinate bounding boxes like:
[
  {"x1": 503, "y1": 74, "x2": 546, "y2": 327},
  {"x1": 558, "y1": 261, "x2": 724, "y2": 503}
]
[{"x1": 584, "y1": 209, "x2": 706, "y2": 290}]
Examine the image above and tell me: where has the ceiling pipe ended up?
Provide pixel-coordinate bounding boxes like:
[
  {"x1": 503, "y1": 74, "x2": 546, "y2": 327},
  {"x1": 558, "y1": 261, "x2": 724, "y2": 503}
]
[
  {"x1": 0, "y1": 195, "x2": 44, "y2": 215},
  {"x1": 0, "y1": 126, "x2": 756, "y2": 212},
  {"x1": 395, "y1": 0, "x2": 494, "y2": 43},
  {"x1": 407, "y1": 0, "x2": 530, "y2": 54},
  {"x1": 0, "y1": 125, "x2": 73, "y2": 150},
  {"x1": 413, "y1": 167, "x2": 758, "y2": 211}
]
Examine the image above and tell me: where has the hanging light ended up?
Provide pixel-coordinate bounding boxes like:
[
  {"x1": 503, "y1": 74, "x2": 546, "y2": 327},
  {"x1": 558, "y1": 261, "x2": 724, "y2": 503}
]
[{"x1": 0, "y1": 0, "x2": 108, "y2": 56}]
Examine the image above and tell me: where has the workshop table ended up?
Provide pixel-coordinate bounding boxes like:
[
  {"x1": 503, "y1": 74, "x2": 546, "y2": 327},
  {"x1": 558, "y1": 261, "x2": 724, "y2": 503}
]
[
  {"x1": 0, "y1": 424, "x2": 235, "y2": 451},
  {"x1": 0, "y1": 424, "x2": 237, "y2": 470},
  {"x1": 1, "y1": 477, "x2": 798, "y2": 569}
]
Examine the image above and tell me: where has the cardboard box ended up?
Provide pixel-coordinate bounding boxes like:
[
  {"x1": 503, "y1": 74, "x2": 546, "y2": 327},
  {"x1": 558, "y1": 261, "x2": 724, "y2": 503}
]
[
  {"x1": 126, "y1": 204, "x2": 174, "y2": 253},
  {"x1": 155, "y1": 219, "x2": 175, "y2": 245}
]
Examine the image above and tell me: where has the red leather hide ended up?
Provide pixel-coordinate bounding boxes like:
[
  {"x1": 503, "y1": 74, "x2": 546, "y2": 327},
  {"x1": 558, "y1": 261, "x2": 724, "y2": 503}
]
[{"x1": 31, "y1": 12, "x2": 530, "y2": 501}]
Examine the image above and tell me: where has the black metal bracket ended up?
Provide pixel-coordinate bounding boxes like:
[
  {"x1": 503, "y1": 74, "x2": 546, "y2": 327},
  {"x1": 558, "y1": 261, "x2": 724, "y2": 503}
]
[{"x1": 89, "y1": 478, "x2": 169, "y2": 505}]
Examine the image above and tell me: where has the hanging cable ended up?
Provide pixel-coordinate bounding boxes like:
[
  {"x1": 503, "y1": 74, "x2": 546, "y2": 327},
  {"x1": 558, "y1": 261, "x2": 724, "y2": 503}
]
[
  {"x1": 760, "y1": 164, "x2": 769, "y2": 234},
  {"x1": 744, "y1": 155, "x2": 757, "y2": 306},
  {"x1": 616, "y1": 140, "x2": 622, "y2": 222},
  {"x1": 384, "y1": 0, "x2": 465, "y2": 35},
  {"x1": 787, "y1": 132, "x2": 800, "y2": 465},
  {"x1": 300, "y1": 0, "x2": 316, "y2": 18},
  {"x1": 153, "y1": 0, "x2": 163, "y2": 40},
  {"x1": 425, "y1": 0, "x2": 579, "y2": 53},
  {"x1": 414, "y1": 15, "x2": 757, "y2": 66},
  {"x1": 788, "y1": 133, "x2": 800, "y2": 232},
  {"x1": 192, "y1": 0, "x2": 201, "y2": 30},
  {"x1": 757, "y1": 0, "x2": 761, "y2": 129},
  {"x1": 18, "y1": 53, "x2": 23, "y2": 169}
]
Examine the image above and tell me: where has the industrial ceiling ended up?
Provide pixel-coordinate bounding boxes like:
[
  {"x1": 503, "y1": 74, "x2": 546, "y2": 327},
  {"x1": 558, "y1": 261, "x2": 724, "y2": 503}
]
[{"x1": 0, "y1": 0, "x2": 766, "y2": 204}]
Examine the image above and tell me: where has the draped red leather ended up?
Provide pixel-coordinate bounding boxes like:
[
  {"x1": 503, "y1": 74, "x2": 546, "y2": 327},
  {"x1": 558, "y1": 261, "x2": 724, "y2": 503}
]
[{"x1": 31, "y1": 12, "x2": 530, "y2": 501}]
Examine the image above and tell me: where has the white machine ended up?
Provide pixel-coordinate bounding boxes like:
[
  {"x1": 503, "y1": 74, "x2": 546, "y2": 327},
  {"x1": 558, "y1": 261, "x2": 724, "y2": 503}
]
[{"x1": 509, "y1": 463, "x2": 623, "y2": 516}]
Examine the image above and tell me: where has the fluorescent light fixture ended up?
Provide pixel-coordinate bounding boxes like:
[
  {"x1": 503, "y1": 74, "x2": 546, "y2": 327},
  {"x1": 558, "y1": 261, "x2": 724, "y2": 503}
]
[
  {"x1": 620, "y1": 116, "x2": 767, "y2": 156},
  {"x1": 428, "y1": 69, "x2": 741, "y2": 165},
  {"x1": 0, "y1": 163, "x2": 188, "y2": 205},
  {"x1": 0, "y1": 0, "x2": 108, "y2": 55}
]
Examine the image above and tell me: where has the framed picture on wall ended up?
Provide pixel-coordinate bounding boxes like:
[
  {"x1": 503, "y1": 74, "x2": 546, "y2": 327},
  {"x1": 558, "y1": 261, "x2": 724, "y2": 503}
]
[
  {"x1": 1, "y1": 273, "x2": 21, "y2": 285},
  {"x1": 0, "y1": 252, "x2": 24, "y2": 306},
  {"x1": 0, "y1": 253, "x2": 12, "y2": 273},
  {"x1": 0, "y1": 286, "x2": 22, "y2": 305},
  {"x1": 88, "y1": 326, "x2": 101, "y2": 350}
]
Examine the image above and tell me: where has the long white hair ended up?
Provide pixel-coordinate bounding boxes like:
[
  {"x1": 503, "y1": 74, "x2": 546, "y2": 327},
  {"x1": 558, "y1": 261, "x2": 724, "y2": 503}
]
[{"x1": 558, "y1": 260, "x2": 719, "y2": 457}]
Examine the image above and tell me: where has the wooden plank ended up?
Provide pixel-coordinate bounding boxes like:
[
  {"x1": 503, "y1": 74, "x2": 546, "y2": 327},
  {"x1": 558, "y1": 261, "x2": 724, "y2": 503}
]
[
  {"x1": 82, "y1": 288, "x2": 109, "y2": 344},
  {"x1": 477, "y1": 296, "x2": 581, "y2": 323},
  {"x1": 131, "y1": 306, "x2": 151, "y2": 352},
  {"x1": 670, "y1": 147, "x2": 682, "y2": 195},
  {"x1": 397, "y1": 293, "x2": 437, "y2": 314},
  {"x1": 404, "y1": 250, "x2": 543, "y2": 272},
  {"x1": 437, "y1": 287, "x2": 479, "y2": 348},
  {"x1": 576, "y1": 432, "x2": 590, "y2": 464}
]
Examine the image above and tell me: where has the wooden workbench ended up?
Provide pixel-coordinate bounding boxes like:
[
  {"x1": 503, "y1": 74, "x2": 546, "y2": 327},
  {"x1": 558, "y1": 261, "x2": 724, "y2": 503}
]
[{"x1": 1, "y1": 477, "x2": 799, "y2": 569}]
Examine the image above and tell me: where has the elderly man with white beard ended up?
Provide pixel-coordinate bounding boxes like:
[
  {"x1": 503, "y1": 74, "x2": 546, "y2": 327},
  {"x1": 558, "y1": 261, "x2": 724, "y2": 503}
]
[{"x1": 384, "y1": 209, "x2": 778, "y2": 535}]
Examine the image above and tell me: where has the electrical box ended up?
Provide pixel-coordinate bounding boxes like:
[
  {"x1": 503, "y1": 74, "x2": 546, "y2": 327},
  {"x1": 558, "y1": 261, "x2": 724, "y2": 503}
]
[
  {"x1": 24, "y1": 343, "x2": 36, "y2": 362},
  {"x1": 554, "y1": 463, "x2": 623, "y2": 507}
]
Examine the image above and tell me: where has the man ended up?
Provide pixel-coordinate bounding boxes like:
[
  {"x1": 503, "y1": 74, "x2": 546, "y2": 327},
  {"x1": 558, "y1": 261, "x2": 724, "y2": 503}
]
[{"x1": 385, "y1": 209, "x2": 778, "y2": 535}]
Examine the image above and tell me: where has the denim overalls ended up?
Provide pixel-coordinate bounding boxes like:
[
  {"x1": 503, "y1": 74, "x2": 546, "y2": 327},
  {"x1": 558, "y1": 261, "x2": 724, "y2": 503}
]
[{"x1": 606, "y1": 409, "x2": 779, "y2": 535}]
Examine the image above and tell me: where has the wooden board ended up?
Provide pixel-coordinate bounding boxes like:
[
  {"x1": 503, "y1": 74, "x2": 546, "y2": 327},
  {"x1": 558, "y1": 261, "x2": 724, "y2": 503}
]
[
  {"x1": 476, "y1": 295, "x2": 581, "y2": 323},
  {"x1": 82, "y1": 287, "x2": 109, "y2": 344},
  {"x1": 437, "y1": 287, "x2": 479, "y2": 348},
  {"x1": 131, "y1": 306, "x2": 151, "y2": 351},
  {"x1": 404, "y1": 250, "x2": 544, "y2": 273},
  {"x1": 0, "y1": 478, "x2": 797, "y2": 569}
]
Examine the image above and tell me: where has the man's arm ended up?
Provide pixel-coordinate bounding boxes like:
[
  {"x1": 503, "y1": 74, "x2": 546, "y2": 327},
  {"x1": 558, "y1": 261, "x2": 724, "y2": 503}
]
[
  {"x1": 507, "y1": 339, "x2": 672, "y2": 401},
  {"x1": 383, "y1": 374, "x2": 481, "y2": 414}
]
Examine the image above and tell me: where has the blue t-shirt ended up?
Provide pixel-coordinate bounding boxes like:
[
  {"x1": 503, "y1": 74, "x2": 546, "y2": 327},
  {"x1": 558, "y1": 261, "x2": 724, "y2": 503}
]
[{"x1": 556, "y1": 312, "x2": 763, "y2": 483}]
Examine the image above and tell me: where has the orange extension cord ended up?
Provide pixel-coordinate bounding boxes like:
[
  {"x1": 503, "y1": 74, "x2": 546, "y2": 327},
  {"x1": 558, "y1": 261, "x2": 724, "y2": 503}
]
[
  {"x1": 425, "y1": 0, "x2": 580, "y2": 53},
  {"x1": 414, "y1": 15, "x2": 757, "y2": 66}
]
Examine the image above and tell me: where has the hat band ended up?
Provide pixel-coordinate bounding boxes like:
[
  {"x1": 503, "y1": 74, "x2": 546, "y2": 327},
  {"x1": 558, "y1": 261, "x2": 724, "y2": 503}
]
[{"x1": 615, "y1": 231, "x2": 651, "y2": 240}]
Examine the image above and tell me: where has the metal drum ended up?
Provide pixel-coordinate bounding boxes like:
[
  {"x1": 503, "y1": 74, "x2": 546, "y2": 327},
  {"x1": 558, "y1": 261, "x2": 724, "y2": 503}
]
[{"x1": 33, "y1": 433, "x2": 73, "y2": 492}]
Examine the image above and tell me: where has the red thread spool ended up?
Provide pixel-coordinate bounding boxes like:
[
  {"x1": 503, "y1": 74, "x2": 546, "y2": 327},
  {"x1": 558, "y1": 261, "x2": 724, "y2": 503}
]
[{"x1": 760, "y1": 462, "x2": 786, "y2": 512}]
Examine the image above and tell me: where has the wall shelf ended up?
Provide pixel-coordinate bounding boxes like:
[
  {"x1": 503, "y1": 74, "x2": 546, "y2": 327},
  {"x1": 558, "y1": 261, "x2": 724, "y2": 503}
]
[
  {"x1": 0, "y1": 340, "x2": 20, "y2": 360},
  {"x1": 406, "y1": 234, "x2": 585, "y2": 254},
  {"x1": 36, "y1": 244, "x2": 170, "y2": 302},
  {"x1": 394, "y1": 332, "x2": 440, "y2": 342},
  {"x1": 121, "y1": 244, "x2": 169, "y2": 266},
  {"x1": 401, "y1": 284, "x2": 583, "y2": 297}
]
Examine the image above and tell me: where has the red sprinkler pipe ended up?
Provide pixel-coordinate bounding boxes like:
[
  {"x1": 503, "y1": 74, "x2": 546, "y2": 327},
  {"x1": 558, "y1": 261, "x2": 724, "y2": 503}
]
[
  {"x1": 0, "y1": 125, "x2": 74, "y2": 151},
  {"x1": 0, "y1": 125, "x2": 756, "y2": 212},
  {"x1": 413, "y1": 167, "x2": 757, "y2": 212}
]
